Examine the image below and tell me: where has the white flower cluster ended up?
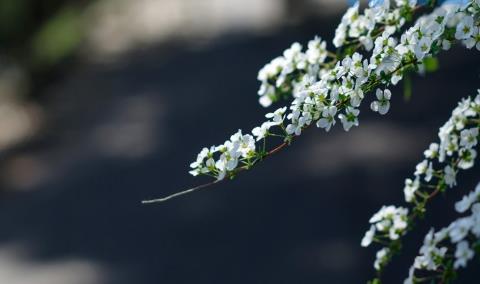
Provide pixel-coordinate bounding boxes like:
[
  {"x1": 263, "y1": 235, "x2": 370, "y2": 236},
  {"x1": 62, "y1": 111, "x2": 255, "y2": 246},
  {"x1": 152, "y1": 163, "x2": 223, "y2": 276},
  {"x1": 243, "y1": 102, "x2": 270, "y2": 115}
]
[
  {"x1": 456, "y1": 12, "x2": 480, "y2": 51},
  {"x1": 283, "y1": 1, "x2": 477, "y2": 138},
  {"x1": 190, "y1": 1, "x2": 480, "y2": 182},
  {"x1": 405, "y1": 182, "x2": 480, "y2": 283},
  {"x1": 189, "y1": 130, "x2": 256, "y2": 180},
  {"x1": 404, "y1": 92, "x2": 480, "y2": 203},
  {"x1": 363, "y1": 206, "x2": 409, "y2": 246},
  {"x1": 361, "y1": 205, "x2": 409, "y2": 270},
  {"x1": 189, "y1": 107, "x2": 288, "y2": 180},
  {"x1": 257, "y1": 37, "x2": 328, "y2": 107},
  {"x1": 333, "y1": 0, "x2": 415, "y2": 50},
  {"x1": 362, "y1": 91, "x2": 480, "y2": 280}
]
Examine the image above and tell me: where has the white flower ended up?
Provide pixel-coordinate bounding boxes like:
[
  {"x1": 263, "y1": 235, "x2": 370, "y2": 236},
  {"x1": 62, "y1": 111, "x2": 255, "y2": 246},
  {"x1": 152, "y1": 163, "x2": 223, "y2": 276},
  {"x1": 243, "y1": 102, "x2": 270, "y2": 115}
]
[
  {"x1": 361, "y1": 225, "x2": 376, "y2": 247},
  {"x1": 230, "y1": 131, "x2": 256, "y2": 158},
  {"x1": 455, "y1": 193, "x2": 476, "y2": 213},
  {"x1": 369, "y1": 206, "x2": 409, "y2": 241},
  {"x1": 472, "y1": 204, "x2": 480, "y2": 237},
  {"x1": 415, "y1": 229, "x2": 448, "y2": 271},
  {"x1": 464, "y1": 26, "x2": 480, "y2": 51},
  {"x1": 459, "y1": 128, "x2": 479, "y2": 148},
  {"x1": 338, "y1": 107, "x2": 360, "y2": 131},
  {"x1": 316, "y1": 106, "x2": 337, "y2": 131},
  {"x1": 424, "y1": 143, "x2": 439, "y2": 159},
  {"x1": 286, "y1": 122, "x2": 302, "y2": 136},
  {"x1": 414, "y1": 36, "x2": 432, "y2": 60},
  {"x1": 404, "y1": 178, "x2": 420, "y2": 203},
  {"x1": 370, "y1": 88, "x2": 392, "y2": 115},
  {"x1": 259, "y1": 95, "x2": 273, "y2": 107},
  {"x1": 252, "y1": 122, "x2": 274, "y2": 141},
  {"x1": 374, "y1": 248, "x2": 390, "y2": 271},
  {"x1": 403, "y1": 265, "x2": 415, "y2": 284},
  {"x1": 189, "y1": 147, "x2": 218, "y2": 176},
  {"x1": 458, "y1": 148, "x2": 477, "y2": 170},
  {"x1": 266, "y1": 107, "x2": 287, "y2": 125},
  {"x1": 434, "y1": 227, "x2": 449, "y2": 243},
  {"x1": 414, "y1": 159, "x2": 428, "y2": 176},
  {"x1": 454, "y1": 241, "x2": 474, "y2": 269},
  {"x1": 455, "y1": 16, "x2": 474, "y2": 40},
  {"x1": 444, "y1": 165, "x2": 457, "y2": 188},
  {"x1": 449, "y1": 217, "x2": 473, "y2": 243},
  {"x1": 425, "y1": 162, "x2": 434, "y2": 182},
  {"x1": 306, "y1": 36, "x2": 327, "y2": 64}
]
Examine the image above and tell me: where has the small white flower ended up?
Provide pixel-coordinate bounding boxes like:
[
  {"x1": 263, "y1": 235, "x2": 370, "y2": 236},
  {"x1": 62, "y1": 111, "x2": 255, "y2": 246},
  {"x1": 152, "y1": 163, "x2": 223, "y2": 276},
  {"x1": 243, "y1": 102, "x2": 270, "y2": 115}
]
[
  {"x1": 455, "y1": 193, "x2": 476, "y2": 213},
  {"x1": 316, "y1": 106, "x2": 337, "y2": 131},
  {"x1": 414, "y1": 36, "x2": 432, "y2": 60},
  {"x1": 449, "y1": 217, "x2": 473, "y2": 243},
  {"x1": 425, "y1": 162, "x2": 434, "y2": 182},
  {"x1": 306, "y1": 36, "x2": 327, "y2": 64},
  {"x1": 415, "y1": 229, "x2": 448, "y2": 271},
  {"x1": 338, "y1": 107, "x2": 360, "y2": 131},
  {"x1": 464, "y1": 26, "x2": 480, "y2": 51},
  {"x1": 230, "y1": 131, "x2": 256, "y2": 158},
  {"x1": 252, "y1": 122, "x2": 274, "y2": 141},
  {"x1": 266, "y1": 107, "x2": 287, "y2": 125},
  {"x1": 444, "y1": 165, "x2": 457, "y2": 188},
  {"x1": 424, "y1": 143, "x2": 439, "y2": 159},
  {"x1": 458, "y1": 148, "x2": 477, "y2": 170},
  {"x1": 361, "y1": 225, "x2": 376, "y2": 247},
  {"x1": 472, "y1": 204, "x2": 480, "y2": 237},
  {"x1": 370, "y1": 89, "x2": 392, "y2": 115},
  {"x1": 434, "y1": 227, "x2": 449, "y2": 243},
  {"x1": 404, "y1": 178, "x2": 420, "y2": 203},
  {"x1": 403, "y1": 266, "x2": 415, "y2": 284},
  {"x1": 454, "y1": 241, "x2": 474, "y2": 269},
  {"x1": 286, "y1": 122, "x2": 302, "y2": 136},
  {"x1": 259, "y1": 95, "x2": 273, "y2": 107},
  {"x1": 414, "y1": 159, "x2": 428, "y2": 176},
  {"x1": 455, "y1": 16, "x2": 474, "y2": 40},
  {"x1": 374, "y1": 248, "x2": 390, "y2": 271},
  {"x1": 459, "y1": 128, "x2": 479, "y2": 148}
]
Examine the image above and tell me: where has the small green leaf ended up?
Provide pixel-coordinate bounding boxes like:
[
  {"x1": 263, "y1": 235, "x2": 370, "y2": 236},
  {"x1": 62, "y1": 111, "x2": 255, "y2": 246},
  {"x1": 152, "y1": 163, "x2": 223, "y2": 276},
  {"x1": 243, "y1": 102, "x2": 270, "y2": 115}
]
[{"x1": 423, "y1": 57, "x2": 439, "y2": 73}]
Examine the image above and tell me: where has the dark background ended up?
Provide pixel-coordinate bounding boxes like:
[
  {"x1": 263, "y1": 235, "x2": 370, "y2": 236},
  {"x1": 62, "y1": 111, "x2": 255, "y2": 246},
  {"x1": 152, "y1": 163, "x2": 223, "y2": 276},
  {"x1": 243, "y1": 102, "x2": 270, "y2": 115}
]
[{"x1": 0, "y1": 0, "x2": 478, "y2": 283}]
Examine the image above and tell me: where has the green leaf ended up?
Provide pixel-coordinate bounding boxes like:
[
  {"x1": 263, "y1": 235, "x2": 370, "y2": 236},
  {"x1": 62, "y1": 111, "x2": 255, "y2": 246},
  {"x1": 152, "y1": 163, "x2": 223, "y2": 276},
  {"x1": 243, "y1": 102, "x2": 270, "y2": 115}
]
[
  {"x1": 30, "y1": 5, "x2": 84, "y2": 67},
  {"x1": 423, "y1": 57, "x2": 439, "y2": 73}
]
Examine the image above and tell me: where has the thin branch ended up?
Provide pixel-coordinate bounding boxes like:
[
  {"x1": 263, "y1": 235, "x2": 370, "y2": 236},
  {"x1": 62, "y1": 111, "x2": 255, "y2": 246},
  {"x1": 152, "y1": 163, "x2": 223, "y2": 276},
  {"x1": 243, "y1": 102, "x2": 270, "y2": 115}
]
[
  {"x1": 142, "y1": 140, "x2": 291, "y2": 204},
  {"x1": 142, "y1": 180, "x2": 221, "y2": 204}
]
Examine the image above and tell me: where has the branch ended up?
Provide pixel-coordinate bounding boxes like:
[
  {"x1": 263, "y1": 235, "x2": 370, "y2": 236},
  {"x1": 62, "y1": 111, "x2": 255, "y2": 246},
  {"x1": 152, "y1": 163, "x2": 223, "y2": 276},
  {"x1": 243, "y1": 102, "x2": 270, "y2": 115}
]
[{"x1": 142, "y1": 180, "x2": 221, "y2": 204}]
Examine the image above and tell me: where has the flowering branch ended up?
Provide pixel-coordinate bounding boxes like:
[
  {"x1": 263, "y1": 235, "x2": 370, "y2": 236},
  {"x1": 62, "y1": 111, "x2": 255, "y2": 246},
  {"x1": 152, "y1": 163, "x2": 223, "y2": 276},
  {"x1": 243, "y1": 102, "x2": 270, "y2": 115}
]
[
  {"x1": 142, "y1": 0, "x2": 480, "y2": 283},
  {"x1": 143, "y1": 0, "x2": 446, "y2": 204},
  {"x1": 405, "y1": 182, "x2": 480, "y2": 284},
  {"x1": 361, "y1": 90, "x2": 480, "y2": 283}
]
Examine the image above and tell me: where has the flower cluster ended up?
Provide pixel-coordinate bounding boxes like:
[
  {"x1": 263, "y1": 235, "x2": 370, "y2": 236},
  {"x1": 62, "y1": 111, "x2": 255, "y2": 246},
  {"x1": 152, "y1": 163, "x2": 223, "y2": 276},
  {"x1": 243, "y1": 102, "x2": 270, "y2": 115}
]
[
  {"x1": 362, "y1": 90, "x2": 480, "y2": 279},
  {"x1": 333, "y1": 0, "x2": 415, "y2": 51},
  {"x1": 405, "y1": 182, "x2": 480, "y2": 283},
  {"x1": 362, "y1": 206, "x2": 409, "y2": 248},
  {"x1": 189, "y1": 107, "x2": 289, "y2": 180},
  {"x1": 361, "y1": 205, "x2": 409, "y2": 270},
  {"x1": 456, "y1": 12, "x2": 480, "y2": 51},
  {"x1": 169, "y1": 0, "x2": 480, "y2": 282},
  {"x1": 257, "y1": 37, "x2": 329, "y2": 107},
  {"x1": 404, "y1": 93, "x2": 480, "y2": 204},
  {"x1": 189, "y1": 1, "x2": 480, "y2": 184},
  {"x1": 189, "y1": 130, "x2": 256, "y2": 180}
]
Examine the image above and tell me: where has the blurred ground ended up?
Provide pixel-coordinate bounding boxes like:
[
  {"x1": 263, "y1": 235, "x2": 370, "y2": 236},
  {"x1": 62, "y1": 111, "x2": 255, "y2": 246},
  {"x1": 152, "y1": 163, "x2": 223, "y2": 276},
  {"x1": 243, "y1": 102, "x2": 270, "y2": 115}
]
[{"x1": 0, "y1": 1, "x2": 479, "y2": 283}]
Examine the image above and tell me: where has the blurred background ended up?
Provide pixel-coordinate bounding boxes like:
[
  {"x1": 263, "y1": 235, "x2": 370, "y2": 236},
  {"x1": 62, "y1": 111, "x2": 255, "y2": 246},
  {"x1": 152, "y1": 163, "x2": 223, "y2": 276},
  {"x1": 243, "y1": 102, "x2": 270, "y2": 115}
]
[{"x1": 0, "y1": 0, "x2": 479, "y2": 283}]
